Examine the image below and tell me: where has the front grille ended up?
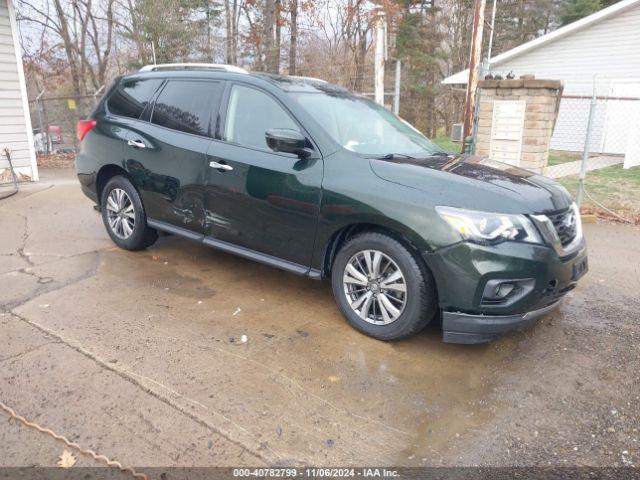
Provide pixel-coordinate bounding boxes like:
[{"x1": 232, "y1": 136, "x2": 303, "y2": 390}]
[{"x1": 547, "y1": 208, "x2": 578, "y2": 247}]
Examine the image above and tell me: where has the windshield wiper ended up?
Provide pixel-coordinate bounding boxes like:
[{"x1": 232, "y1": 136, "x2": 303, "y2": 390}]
[
  {"x1": 430, "y1": 151, "x2": 452, "y2": 157},
  {"x1": 369, "y1": 153, "x2": 415, "y2": 160}
]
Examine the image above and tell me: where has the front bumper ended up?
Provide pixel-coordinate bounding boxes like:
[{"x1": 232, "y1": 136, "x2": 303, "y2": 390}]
[
  {"x1": 442, "y1": 301, "x2": 561, "y2": 344},
  {"x1": 424, "y1": 237, "x2": 588, "y2": 344}
]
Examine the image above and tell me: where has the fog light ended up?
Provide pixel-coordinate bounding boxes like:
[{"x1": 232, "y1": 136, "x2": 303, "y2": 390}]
[
  {"x1": 483, "y1": 280, "x2": 513, "y2": 300},
  {"x1": 481, "y1": 279, "x2": 535, "y2": 306}
]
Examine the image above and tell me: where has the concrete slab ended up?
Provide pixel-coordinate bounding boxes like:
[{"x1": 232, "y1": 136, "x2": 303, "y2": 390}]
[
  {"x1": 1, "y1": 315, "x2": 257, "y2": 467},
  {"x1": 545, "y1": 155, "x2": 623, "y2": 178},
  {"x1": 1, "y1": 169, "x2": 639, "y2": 469}
]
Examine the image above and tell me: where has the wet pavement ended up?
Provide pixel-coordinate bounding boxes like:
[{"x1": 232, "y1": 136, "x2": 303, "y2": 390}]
[{"x1": 1, "y1": 169, "x2": 638, "y2": 468}]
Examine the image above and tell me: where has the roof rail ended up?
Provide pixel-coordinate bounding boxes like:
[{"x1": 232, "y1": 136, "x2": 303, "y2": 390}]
[
  {"x1": 289, "y1": 75, "x2": 327, "y2": 83},
  {"x1": 139, "y1": 63, "x2": 248, "y2": 74}
]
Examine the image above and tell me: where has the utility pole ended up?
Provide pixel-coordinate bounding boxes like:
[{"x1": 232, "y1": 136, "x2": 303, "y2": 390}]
[
  {"x1": 462, "y1": 0, "x2": 486, "y2": 153},
  {"x1": 393, "y1": 60, "x2": 401, "y2": 115},
  {"x1": 374, "y1": 13, "x2": 386, "y2": 106},
  {"x1": 486, "y1": 0, "x2": 498, "y2": 66}
]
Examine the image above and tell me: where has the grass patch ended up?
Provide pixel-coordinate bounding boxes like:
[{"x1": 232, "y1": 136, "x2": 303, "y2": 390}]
[
  {"x1": 558, "y1": 164, "x2": 640, "y2": 219},
  {"x1": 433, "y1": 129, "x2": 461, "y2": 153},
  {"x1": 548, "y1": 150, "x2": 581, "y2": 166}
]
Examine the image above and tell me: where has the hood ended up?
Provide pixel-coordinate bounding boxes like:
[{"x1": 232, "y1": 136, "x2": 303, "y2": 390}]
[{"x1": 369, "y1": 154, "x2": 573, "y2": 214}]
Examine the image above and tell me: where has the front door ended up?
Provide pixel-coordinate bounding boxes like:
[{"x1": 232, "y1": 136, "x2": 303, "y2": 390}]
[
  {"x1": 204, "y1": 83, "x2": 322, "y2": 267},
  {"x1": 124, "y1": 79, "x2": 223, "y2": 234}
]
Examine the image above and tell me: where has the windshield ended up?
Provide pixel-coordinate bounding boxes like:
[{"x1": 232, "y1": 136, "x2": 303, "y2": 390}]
[{"x1": 292, "y1": 92, "x2": 446, "y2": 157}]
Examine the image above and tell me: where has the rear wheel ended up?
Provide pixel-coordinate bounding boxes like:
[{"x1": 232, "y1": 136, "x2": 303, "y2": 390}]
[
  {"x1": 101, "y1": 176, "x2": 157, "y2": 250},
  {"x1": 331, "y1": 232, "x2": 437, "y2": 340}
]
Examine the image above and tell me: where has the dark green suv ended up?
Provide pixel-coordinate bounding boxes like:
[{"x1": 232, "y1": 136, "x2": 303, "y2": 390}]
[{"x1": 76, "y1": 64, "x2": 588, "y2": 344}]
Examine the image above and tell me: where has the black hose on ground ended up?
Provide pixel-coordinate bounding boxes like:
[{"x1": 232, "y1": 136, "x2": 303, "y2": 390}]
[{"x1": 0, "y1": 147, "x2": 19, "y2": 200}]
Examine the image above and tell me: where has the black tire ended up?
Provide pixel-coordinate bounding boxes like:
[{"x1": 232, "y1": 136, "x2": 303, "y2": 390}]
[
  {"x1": 331, "y1": 232, "x2": 437, "y2": 340},
  {"x1": 100, "y1": 175, "x2": 158, "y2": 250}
]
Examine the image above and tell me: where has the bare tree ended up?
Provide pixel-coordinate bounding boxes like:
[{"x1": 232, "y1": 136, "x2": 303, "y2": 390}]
[
  {"x1": 18, "y1": 0, "x2": 116, "y2": 98},
  {"x1": 274, "y1": 0, "x2": 282, "y2": 71},
  {"x1": 289, "y1": 0, "x2": 298, "y2": 74},
  {"x1": 340, "y1": 0, "x2": 372, "y2": 91},
  {"x1": 224, "y1": 0, "x2": 242, "y2": 63},
  {"x1": 262, "y1": 0, "x2": 278, "y2": 72}
]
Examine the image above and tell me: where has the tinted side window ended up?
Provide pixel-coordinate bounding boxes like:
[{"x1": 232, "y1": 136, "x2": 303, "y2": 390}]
[
  {"x1": 150, "y1": 81, "x2": 222, "y2": 137},
  {"x1": 107, "y1": 79, "x2": 163, "y2": 119},
  {"x1": 224, "y1": 85, "x2": 299, "y2": 150}
]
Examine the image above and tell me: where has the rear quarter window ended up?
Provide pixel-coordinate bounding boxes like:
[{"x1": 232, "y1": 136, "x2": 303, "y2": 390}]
[
  {"x1": 150, "y1": 80, "x2": 223, "y2": 137},
  {"x1": 107, "y1": 78, "x2": 164, "y2": 119}
]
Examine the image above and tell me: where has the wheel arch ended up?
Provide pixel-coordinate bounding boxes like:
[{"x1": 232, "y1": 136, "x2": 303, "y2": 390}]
[
  {"x1": 96, "y1": 164, "x2": 131, "y2": 205},
  {"x1": 321, "y1": 221, "x2": 431, "y2": 280}
]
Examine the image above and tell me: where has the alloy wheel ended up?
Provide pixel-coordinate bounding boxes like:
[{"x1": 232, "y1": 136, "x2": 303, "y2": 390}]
[
  {"x1": 105, "y1": 188, "x2": 135, "y2": 239},
  {"x1": 343, "y1": 249, "x2": 408, "y2": 325}
]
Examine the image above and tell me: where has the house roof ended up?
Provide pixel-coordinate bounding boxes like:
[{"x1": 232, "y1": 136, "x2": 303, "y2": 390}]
[{"x1": 442, "y1": 0, "x2": 640, "y2": 85}]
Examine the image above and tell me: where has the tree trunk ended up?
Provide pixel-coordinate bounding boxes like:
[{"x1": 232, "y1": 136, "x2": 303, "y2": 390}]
[
  {"x1": 262, "y1": 0, "x2": 275, "y2": 72},
  {"x1": 354, "y1": 28, "x2": 367, "y2": 92},
  {"x1": 231, "y1": 0, "x2": 239, "y2": 63},
  {"x1": 225, "y1": 0, "x2": 233, "y2": 63},
  {"x1": 51, "y1": 0, "x2": 84, "y2": 97},
  {"x1": 289, "y1": 0, "x2": 297, "y2": 75},
  {"x1": 274, "y1": 0, "x2": 281, "y2": 73}
]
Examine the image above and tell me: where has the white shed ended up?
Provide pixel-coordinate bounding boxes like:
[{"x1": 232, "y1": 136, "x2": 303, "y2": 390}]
[
  {"x1": 443, "y1": 0, "x2": 640, "y2": 158},
  {"x1": 0, "y1": 0, "x2": 38, "y2": 182}
]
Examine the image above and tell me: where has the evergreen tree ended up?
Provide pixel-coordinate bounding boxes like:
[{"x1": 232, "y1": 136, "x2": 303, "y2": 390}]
[
  {"x1": 559, "y1": 0, "x2": 602, "y2": 25},
  {"x1": 395, "y1": 1, "x2": 445, "y2": 137}
]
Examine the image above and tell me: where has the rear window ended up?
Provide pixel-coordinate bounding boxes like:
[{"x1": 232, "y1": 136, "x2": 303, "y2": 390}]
[
  {"x1": 107, "y1": 78, "x2": 163, "y2": 119},
  {"x1": 150, "y1": 80, "x2": 222, "y2": 137}
]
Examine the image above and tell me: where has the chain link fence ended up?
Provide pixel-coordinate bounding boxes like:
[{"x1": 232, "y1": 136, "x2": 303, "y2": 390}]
[
  {"x1": 28, "y1": 94, "x2": 99, "y2": 167},
  {"x1": 545, "y1": 78, "x2": 640, "y2": 223}
]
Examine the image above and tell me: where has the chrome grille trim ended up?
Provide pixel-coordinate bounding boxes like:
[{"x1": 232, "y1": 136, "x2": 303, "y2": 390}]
[
  {"x1": 547, "y1": 208, "x2": 578, "y2": 247},
  {"x1": 531, "y1": 203, "x2": 584, "y2": 257}
]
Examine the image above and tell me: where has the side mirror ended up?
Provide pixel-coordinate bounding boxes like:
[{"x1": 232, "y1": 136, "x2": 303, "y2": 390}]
[{"x1": 265, "y1": 128, "x2": 312, "y2": 157}]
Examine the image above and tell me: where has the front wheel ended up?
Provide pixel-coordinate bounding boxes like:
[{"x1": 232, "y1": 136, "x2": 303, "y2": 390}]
[
  {"x1": 331, "y1": 232, "x2": 437, "y2": 340},
  {"x1": 101, "y1": 175, "x2": 158, "y2": 250}
]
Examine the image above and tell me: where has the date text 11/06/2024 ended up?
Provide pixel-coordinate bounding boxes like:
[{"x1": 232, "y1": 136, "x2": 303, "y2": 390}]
[{"x1": 232, "y1": 468, "x2": 400, "y2": 478}]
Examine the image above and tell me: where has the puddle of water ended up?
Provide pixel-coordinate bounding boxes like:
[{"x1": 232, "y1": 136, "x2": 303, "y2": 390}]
[{"x1": 25, "y1": 239, "x2": 516, "y2": 464}]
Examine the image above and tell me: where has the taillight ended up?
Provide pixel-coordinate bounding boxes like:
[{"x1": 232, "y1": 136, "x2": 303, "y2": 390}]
[{"x1": 76, "y1": 119, "x2": 97, "y2": 141}]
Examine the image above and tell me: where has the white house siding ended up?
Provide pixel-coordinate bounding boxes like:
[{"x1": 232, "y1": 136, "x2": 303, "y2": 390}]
[
  {"x1": 0, "y1": 0, "x2": 37, "y2": 180},
  {"x1": 484, "y1": 3, "x2": 640, "y2": 154},
  {"x1": 488, "y1": 3, "x2": 640, "y2": 90}
]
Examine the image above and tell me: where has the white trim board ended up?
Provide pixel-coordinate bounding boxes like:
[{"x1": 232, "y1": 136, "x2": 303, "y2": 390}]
[{"x1": 6, "y1": 0, "x2": 38, "y2": 181}]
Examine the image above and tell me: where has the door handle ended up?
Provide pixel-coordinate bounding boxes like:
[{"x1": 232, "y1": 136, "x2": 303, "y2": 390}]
[
  {"x1": 127, "y1": 139, "x2": 146, "y2": 149},
  {"x1": 209, "y1": 161, "x2": 233, "y2": 171}
]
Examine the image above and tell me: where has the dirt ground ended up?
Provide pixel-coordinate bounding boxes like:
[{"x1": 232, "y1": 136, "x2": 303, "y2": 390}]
[{"x1": 0, "y1": 169, "x2": 638, "y2": 470}]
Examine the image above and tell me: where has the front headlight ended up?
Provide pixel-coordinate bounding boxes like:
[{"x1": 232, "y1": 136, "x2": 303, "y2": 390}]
[{"x1": 436, "y1": 206, "x2": 542, "y2": 245}]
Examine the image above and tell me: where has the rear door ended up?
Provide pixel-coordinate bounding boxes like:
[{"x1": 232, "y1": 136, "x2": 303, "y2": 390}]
[
  {"x1": 123, "y1": 78, "x2": 223, "y2": 234},
  {"x1": 203, "y1": 83, "x2": 323, "y2": 267},
  {"x1": 95, "y1": 77, "x2": 164, "y2": 192}
]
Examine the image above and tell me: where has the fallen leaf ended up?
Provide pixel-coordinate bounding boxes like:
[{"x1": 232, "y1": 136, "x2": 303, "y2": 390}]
[{"x1": 57, "y1": 450, "x2": 77, "y2": 469}]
